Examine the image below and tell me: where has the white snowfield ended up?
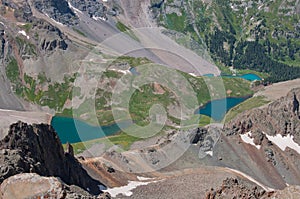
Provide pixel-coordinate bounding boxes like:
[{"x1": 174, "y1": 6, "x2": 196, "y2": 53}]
[
  {"x1": 43, "y1": 13, "x2": 65, "y2": 26},
  {"x1": 240, "y1": 131, "x2": 261, "y2": 149},
  {"x1": 104, "y1": 180, "x2": 158, "y2": 197},
  {"x1": 136, "y1": 176, "x2": 153, "y2": 181},
  {"x1": 68, "y1": 2, "x2": 83, "y2": 14},
  {"x1": 205, "y1": 151, "x2": 213, "y2": 156},
  {"x1": 18, "y1": 30, "x2": 30, "y2": 39},
  {"x1": 265, "y1": 133, "x2": 300, "y2": 154}
]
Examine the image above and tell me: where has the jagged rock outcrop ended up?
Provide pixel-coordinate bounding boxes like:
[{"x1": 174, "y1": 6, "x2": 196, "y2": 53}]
[
  {"x1": 0, "y1": 173, "x2": 111, "y2": 199},
  {"x1": 205, "y1": 178, "x2": 272, "y2": 199},
  {"x1": 2, "y1": 0, "x2": 33, "y2": 22},
  {"x1": 205, "y1": 178, "x2": 300, "y2": 199},
  {"x1": 227, "y1": 88, "x2": 300, "y2": 142},
  {"x1": 69, "y1": 0, "x2": 118, "y2": 20},
  {"x1": 0, "y1": 121, "x2": 105, "y2": 196},
  {"x1": 33, "y1": 0, "x2": 79, "y2": 26}
]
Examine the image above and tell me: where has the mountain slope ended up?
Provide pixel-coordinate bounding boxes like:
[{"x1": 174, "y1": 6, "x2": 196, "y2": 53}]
[
  {"x1": 155, "y1": 0, "x2": 300, "y2": 82},
  {"x1": 81, "y1": 88, "x2": 300, "y2": 197}
]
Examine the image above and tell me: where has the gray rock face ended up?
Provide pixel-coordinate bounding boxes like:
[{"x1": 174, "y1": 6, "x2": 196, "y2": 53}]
[
  {"x1": 2, "y1": 0, "x2": 33, "y2": 22},
  {"x1": 205, "y1": 178, "x2": 271, "y2": 199},
  {"x1": 33, "y1": 0, "x2": 79, "y2": 26},
  {"x1": 227, "y1": 88, "x2": 300, "y2": 142},
  {"x1": 188, "y1": 127, "x2": 221, "y2": 158},
  {"x1": 0, "y1": 121, "x2": 104, "y2": 195},
  {"x1": 69, "y1": 0, "x2": 113, "y2": 19}
]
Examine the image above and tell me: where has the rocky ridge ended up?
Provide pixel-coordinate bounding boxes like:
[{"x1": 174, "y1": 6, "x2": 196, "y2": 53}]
[
  {"x1": 205, "y1": 178, "x2": 272, "y2": 199},
  {"x1": 227, "y1": 88, "x2": 300, "y2": 142},
  {"x1": 205, "y1": 177, "x2": 300, "y2": 199},
  {"x1": 33, "y1": 0, "x2": 79, "y2": 26},
  {"x1": 0, "y1": 121, "x2": 107, "y2": 197}
]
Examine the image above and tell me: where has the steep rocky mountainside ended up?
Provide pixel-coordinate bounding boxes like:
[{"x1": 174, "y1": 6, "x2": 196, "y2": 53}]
[
  {"x1": 33, "y1": 0, "x2": 79, "y2": 26},
  {"x1": 0, "y1": 121, "x2": 106, "y2": 196},
  {"x1": 153, "y1": 0, "x2": 300, "y2": 82},
  {"x1": 227, "y1": 88, "x2": 300, "y2": 142},
  {"x1": 0, "y1": 0, "x2": 91, "y2": 112},
  {"x1": 0, "y1": 0, "x2": 254, "y2": 130}
]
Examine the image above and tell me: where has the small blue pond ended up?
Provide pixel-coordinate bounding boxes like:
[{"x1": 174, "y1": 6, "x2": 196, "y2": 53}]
[
  {"x1": 203, "y1": 73, "x2": 262, "y2": 81},
  {"x1": 195, "y1": 97, "x2": 250, "y2": 121},
  {"x1": 51, "y1": 117, "x2": 132, "y2": 144},
  {"x1": 239, "y1": 74, "x2": 262, "y2": 81},
  {"x1": 129, "y1": 67, "x2": 140, "y2": 75},
  {"x1": 203, "y1": 74, "x2": 215, "y2": 77}
]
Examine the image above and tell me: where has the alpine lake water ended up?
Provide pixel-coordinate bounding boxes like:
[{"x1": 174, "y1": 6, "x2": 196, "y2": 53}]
[
  {"x1": 51, "y1": 117, "x2": 132, "y2": 144},
  {"x1": 195, "y1": 96, "x2": 250, "y2": 121},
  {"x1": 52, "y1": 72, "x2": 259, "y2": 144}
]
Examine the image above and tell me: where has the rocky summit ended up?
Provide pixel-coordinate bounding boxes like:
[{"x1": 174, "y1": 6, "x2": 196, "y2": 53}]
[{"x1": 0, "y1": 121, "x2": 108, "y2": 198}]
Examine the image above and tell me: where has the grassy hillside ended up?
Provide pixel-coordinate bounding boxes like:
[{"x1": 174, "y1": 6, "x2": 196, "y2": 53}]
[{"x1": 224, "y1": 96, "x2": 270, "y2": 123}]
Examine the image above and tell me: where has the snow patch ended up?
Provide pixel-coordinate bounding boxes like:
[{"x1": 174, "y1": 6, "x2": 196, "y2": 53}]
[
  {"x1": 18, "y1": 30, "x2": 30, "y2": 39},
  {"x1": 137, "y1": 176, "x2": 153, "y2": 181},
  {"x1": 265, "y1": 133, "x2": 300, "y2": 154},
  {"x1": 44, "y1": 13, "x2": 65, "y2": 26},
  {"x1": 92, "y1": 16, "x2": 107, "y2": 21},
  {"x1": 68, "y1": 2, "x2": 82, "y2": 14},
  {"x1": 109, "y1": 68, "x2": 131, "y2": 75},
  {"x1": 105, "y1": 181, "x2": 156, "y2": 197},
  {"x1": 0, "y1": 22, "x2": 7, "y2": 28},
  {"x1": 188, "y1": 73, "x2": 197, "y2": 77},
  {"x1": 205, "y1": 151, "x2": 213, "y2": 156},
  {"x1": 240, "y1": 131, "x2": 261, "y2": 149}
]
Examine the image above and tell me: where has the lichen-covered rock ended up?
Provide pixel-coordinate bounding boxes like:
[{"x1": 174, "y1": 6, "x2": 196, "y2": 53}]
[{"x1": 0, "y1": 173, "x2": 111, "y2": 199}]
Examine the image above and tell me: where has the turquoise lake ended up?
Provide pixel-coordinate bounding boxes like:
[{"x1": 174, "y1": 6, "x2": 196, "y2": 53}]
[
  {"x1": 204, "y1": 73, "x2": 262, "y2": 81},
  {"x1": 51, "y1": 117, "x2": 132, "y2": 144},
  {"x1": 195, "y1": 97, "x2": 249, "y2": 121},
  {"x1": 52, "y1": 97, "x2": 248, "y2": 144}
]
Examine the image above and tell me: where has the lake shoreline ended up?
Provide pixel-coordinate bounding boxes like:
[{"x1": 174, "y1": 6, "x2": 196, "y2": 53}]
[
  {"x1": 196, "y1": 95, "x2": 253, "y2": 110},
  {"x1": 195, "y1": 95, "x2": 253, "y2": 121}
]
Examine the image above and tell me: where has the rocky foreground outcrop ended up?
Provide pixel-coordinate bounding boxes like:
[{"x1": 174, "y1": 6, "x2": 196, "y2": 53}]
[
  {"x1": 0, "y1": 121, "x2": 108, "y2": 197},
  {"x1": 205, "y1": 178, "x2": 300, "y2": 199},
  {"x1": 1, "y1": 173, "x2": 110, "y2": 199},
  {"x1": 205, "y1": 178, "x2": 270, "y2": 199}
]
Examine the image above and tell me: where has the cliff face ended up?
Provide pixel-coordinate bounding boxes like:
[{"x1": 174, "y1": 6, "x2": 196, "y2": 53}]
[
  {"x1": 227, "y1": 88, "x2": 300, "y2": 142},
  {"x1": 0, "y1": 121, "x2": 104, "y2": 195}
]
